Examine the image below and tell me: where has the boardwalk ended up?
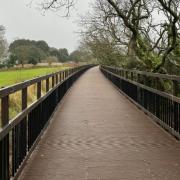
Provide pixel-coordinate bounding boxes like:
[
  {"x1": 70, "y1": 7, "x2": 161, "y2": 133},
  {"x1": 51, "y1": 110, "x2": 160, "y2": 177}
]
[{"x1": 20, "y1": 67, "x2": 180, "y2": 180}]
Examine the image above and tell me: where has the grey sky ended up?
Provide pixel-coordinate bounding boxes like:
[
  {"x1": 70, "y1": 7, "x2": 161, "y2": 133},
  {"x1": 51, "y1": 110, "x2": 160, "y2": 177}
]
[{"x1": 0, "y1": 0, "x2": 91, "y2": 53}]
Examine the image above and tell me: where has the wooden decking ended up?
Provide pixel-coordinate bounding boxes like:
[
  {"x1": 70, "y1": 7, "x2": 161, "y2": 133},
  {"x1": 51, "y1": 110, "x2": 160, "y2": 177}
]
[{"x1": 19, "y1": 67, "x2": 180, "y2": 180}]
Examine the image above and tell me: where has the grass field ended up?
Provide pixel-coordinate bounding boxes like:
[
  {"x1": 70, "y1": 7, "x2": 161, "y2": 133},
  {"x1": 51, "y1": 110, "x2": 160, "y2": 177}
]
[{"x1": 0, "y1": 66, "x2": 68, "y2": 87}]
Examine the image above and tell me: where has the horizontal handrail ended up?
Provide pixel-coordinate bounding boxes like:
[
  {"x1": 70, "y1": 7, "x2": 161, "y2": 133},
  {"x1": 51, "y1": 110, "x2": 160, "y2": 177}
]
[
  {"x1": 102, "y1": 65, "x2": 180, "y2": 96},
  {"x1": 104, "y1": 65, "x2": 180, "y2": 82},
  {"x1": 102, "y1": 68, "x2": 180, "y2": 104},
  {"x1": 0, "y1": 68, "x2": 72, "y2": 98},
  {"x1": 100, "y1": 65, "x2": 180, "y2": 139}
]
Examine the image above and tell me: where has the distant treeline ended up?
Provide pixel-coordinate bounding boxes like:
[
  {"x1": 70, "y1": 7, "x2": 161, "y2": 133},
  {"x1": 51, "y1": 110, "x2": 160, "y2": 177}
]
[
  {"x1": 8, "y1": 39, "x2": 83, "y2": 67},
  {"x1": 0, "y1": 26, "x2": 96, "y2": 68}
]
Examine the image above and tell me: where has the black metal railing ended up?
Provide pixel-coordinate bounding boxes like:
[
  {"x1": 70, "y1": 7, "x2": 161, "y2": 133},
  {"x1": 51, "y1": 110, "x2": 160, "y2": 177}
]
[
  {"x1": 100, "y1": 65, "x2": 180, "y2": 139},
  {"x1": 0, "y1": 64, "x2": 93, "y2": 180}
]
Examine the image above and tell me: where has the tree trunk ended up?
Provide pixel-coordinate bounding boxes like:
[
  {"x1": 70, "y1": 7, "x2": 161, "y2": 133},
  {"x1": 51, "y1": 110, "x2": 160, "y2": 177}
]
[
  {"x1": 127, "y1": 35, "x2": 137, "y2": 56},
  {"x1": 126, "y1": 35, "x2": 141, "y2": 69}
]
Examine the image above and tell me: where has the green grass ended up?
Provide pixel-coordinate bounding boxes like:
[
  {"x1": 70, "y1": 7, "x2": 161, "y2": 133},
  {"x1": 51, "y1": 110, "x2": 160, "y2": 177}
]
[{"x1": 0, "y1": 66, "x2": 68, "y2": 87}]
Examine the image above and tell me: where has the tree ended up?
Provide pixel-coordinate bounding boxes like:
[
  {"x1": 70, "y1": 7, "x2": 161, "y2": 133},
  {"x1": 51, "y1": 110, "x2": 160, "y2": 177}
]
[
  {"x1": 9, "y1": 39, "x2": 31, "y2": 51},
  {"x1": 49, "y1": 48, "x2": 60, "y2": 60},
  {"x1": 9, "y1": 39, "x2": 49, "y2": 57},
  {"x1": 39, "y1": 0, "x2": 75, "y2": 16},
  {"x1": 33, "y1": 0, "x2": 180, "y2": 73},
  {"x1": 153, "y1": 0, "x2": 180, "y2": 71},
  {"x1": 58, "y1": 48, "x2": 69, "y2": 62},
  {"x1": 49, "y1": 48, "x2": 69, "y2": 62},
  {"x1": 27, "y1": 46, "x2": 46, "y2": 65},
  {"x1": 36, "y1": 40, "x2": 49, "y2": 52},
  {"x1": 9, "y1": 39, "x2": 48, "y2": 66},
  {"x1": 12, "y1": 46, "x2": 28, "y2": 67},
  {"x1": 45, "y1": 56, "x2": 58, "y2": 66},
  {"x1": 69, "y1": 50, "x2": 81, "y2": 62},
  {"x1": 84, "y1": 36, "x2": 124, "y2": 66},
  {"x1": 7, "y1": 54, "x2": 17, "y2": 67},
  {"x1": 9, "y1": 38, "x2": 71, "y2": 65},
  {"x1": 79, "y1": 0, "x2": 152, "y2": 68},
  {"x1": 40, "y1": 0, "x2": 152, "y2": 59},
  {"x1": 0, "y1": 25, "x2": 8, "y2": 65},
  {"x1": 11, "y1": 45, "x2": 46, "y2": 67}
]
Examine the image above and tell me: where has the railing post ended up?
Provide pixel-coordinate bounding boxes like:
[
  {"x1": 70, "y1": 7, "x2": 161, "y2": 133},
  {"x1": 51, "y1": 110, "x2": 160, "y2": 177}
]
[
  {"x1": 1, "y1": 95, "x2": 9, "y2": 180},
  {"x1": 155, "y1": 77, "x2": 161, "y2": 90},
  {"x1": 143, "y1": 75, "x2": 147, "y2": 86},
  {"x1": 173, "y1": 80, "x2": 179, "y2": 132},
  {"x1": 46, "y1": 78, "x2": 49, "y2": 92},
  {"x1": 56, "y1": 74, "x2": 59, "y2": 84},
  {"x1": 22, "y1": 87, "x2": 27, "y2": 110},
  {"x1": 173, "y1": 80, "x2": 178, "y2": 96},
  {"x1": 137, "y1": 74, "x2": 141, "y2": 83},
  {"x1": 1, "y1": 95, "x2": 9, "y2": 127},
  {"x1": 59, "y1": 73, "x2": 61, "y2": 83},
  {"x1": 37, "y1": 81, "x2": 41, "y2": 99},
  {"x1": 67, "y1": 69, "x2": 69, "y2": 77},
  {"x1": 21, "y1": 87, "x2": 28, "y2": 162},
  {"x1": 61, "y1": 71, "x2": 63, "y2": 81},
  {"x1": 131, "y1": 72, "x2": 134, "y2": 81},
  {"x1": 60, "y1": 72, "x2": 62, "y2": 82},
  {"x1": 52, "y1": 76, "x2": 55, "y2": 88}
]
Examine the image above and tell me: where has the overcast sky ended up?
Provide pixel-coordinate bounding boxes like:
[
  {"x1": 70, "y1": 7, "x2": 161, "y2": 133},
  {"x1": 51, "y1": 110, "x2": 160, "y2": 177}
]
[{"x1": 0, "y1": 0, "x2": 92, "y2": 52}]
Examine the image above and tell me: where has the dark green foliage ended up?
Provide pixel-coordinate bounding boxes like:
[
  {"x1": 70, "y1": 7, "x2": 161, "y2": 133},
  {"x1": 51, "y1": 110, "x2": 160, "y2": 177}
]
[
  {"x1": 9, "y1": 43, "x2": 47, "y2": 66},
  {"x1": 36, "y1": 40, "x2": 49, "y2": 52},
  {"x1": 9, "y1": 39, "x2": 50, "y2": 66},
  {"x1": 69, "y1": 50, "x2": 81, "y2": 62},
  {"x1": 49, "y1": 48, "x2": 59, "y2": 58},
  {"x1": 49, "y1": 48, "x2": 69, "y2": 62},
  {"x1": 8, "y1": 38, "x2": 93, "y2": 66},
  {"x1": 58, "y1": 48, "x2": 69, "y2": 62},
  {"x1": 0, "y1": 64, "x2": 5, "y2": 68},
  {"x1": 7, "y1": 54, "x2": 17, "y2": 67}
]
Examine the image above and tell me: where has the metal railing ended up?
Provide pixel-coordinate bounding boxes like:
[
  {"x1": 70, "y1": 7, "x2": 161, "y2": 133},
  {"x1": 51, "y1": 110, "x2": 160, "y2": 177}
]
[
  {"x1": 100, "y1": 65, "x2": 180, "y2": 139},
  {"x1": 0, "y1": 64, "x2": 93, "y2": 180}
]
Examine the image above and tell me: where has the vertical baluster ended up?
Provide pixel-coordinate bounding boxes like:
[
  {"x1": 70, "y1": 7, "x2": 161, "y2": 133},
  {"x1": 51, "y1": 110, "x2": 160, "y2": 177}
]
[
  {"x1": 173, "y1": 80, "x2": 178, "y2": 132},
  {"x1": 20, "y1": 87, "x2": 27, "y2": 169},
  {"x1": 59, "y1": 73, "x2": 61, "y2": 83},
  {"x1": 56, "y1": 74, "x2": 58, "y2": 84},
  {"x1": 46, "y1": 78, "x2": 49, "y2": 92},
  {"x1": 60, "y1": 72, "x2": 62, "y2": 82},
  {"x1": 52, "y1": 76, "x2": 55, "y2": 88},
  {"x1": 1, "y1": 95, "x2": 9, "y2": 180},
  {"x1": 131, "y1": 72, "x2": 134, "y2": 81},
  {"x1": 37, "y1": 81, "x2": 41, "y2": 99}
]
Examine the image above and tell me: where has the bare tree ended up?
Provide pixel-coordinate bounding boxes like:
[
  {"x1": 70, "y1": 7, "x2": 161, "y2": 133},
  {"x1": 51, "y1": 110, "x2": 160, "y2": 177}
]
[
  {"x1": 37, "y1": 0, "x2": 75, "y2": 16},
  {"x1": 0, "y1": 25, "x2": 8, "y2": 64},
  {"x1": 79, "y1": 0, "x2": 155, "y2": 69},
  {"x1": 154, "y1": 0, "x2": 180, "y2": 71},
  {"x1": 39, "y1": 0, "x2": 180, "y2": 72}
]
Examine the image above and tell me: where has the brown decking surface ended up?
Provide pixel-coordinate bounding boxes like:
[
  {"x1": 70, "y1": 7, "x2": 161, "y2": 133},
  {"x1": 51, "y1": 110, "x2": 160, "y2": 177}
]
[{"x1": 19, "y1": 67, "x2": 180, "y2": 180}]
